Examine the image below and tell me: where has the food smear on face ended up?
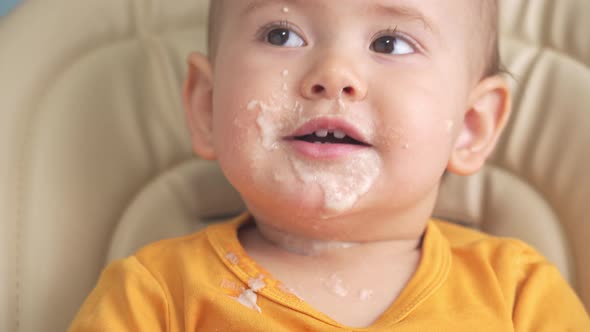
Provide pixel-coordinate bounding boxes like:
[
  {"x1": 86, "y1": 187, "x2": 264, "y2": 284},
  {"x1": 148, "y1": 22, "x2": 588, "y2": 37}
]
[
  {"x1": 446, "y1": 120, "x2": 454, "y2": 133},
  {"x1": 248, "y1": 95, "x2": 381, "y2": 217},
  {"x1": 290, "y1": 151, "x2": 380, "y2": 216},
  {"x1": 337, "y1": 95, "x2": 346, "y2": 111},
  {"x1": 252, "y1": 99, "x2": 303, "y2": 151}
]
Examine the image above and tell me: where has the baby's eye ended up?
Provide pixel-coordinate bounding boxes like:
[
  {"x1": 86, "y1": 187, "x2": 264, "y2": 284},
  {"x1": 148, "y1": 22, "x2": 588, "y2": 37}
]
[
  {"x1": 266, "y1": 28, "x2": 305, "y2": 48},
  {"x1": 371, "y1": 35, "x2": 414, "y2": 55}
]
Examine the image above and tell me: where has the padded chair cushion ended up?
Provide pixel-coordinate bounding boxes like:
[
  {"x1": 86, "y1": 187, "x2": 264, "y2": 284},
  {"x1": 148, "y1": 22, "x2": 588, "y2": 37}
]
[
  {"x1": 0, "y1": 1, "x2": 588, "y2": 331},
  {"x1": 0, "y1": 1, "x2": 209, "y2": 331},
  {"x1": 107, "y1": 159, "x2": 245, "y2": 263}
]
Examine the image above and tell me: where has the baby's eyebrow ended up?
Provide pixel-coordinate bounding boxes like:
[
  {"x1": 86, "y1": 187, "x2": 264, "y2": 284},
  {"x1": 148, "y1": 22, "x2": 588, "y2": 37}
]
[{"x1": 367, "y1": 3, "x2": 437, "y2": 34}]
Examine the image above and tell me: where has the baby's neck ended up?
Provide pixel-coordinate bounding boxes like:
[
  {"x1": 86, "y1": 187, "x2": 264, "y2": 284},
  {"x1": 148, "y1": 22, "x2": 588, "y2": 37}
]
[
  {"x1": 249, "y1": 222, "x2": 422, "y2": 259},
  {"x1": 239, "y1": 222, "x2": 424, "y2": 327},
  {"x1": 257, "y1": 223, "x2": 360, "y2": 256}
]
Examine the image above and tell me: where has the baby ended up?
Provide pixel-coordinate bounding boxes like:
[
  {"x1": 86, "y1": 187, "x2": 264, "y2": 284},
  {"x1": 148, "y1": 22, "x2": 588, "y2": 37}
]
[{"x1": 69, "y1": 0, "x2": 590, "y2": 330}]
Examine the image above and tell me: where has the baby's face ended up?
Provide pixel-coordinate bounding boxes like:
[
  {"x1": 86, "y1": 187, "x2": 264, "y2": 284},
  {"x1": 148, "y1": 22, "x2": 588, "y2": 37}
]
[{"x1": 205, "y1": 0, "x2": 488, "y2": 227}]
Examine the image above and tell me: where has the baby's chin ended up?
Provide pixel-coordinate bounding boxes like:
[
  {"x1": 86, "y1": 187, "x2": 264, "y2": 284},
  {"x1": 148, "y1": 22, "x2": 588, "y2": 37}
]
[{"x1": 243, "y1": 182, "x2": 354, "y2": 222}]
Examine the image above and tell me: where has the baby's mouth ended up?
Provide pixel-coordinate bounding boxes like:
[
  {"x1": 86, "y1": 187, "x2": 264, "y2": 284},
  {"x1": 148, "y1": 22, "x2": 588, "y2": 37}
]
[
  {"x1": 293, "y1": 130, "x2": 369, "y2": 146},
  {"x1": 286, "y1": 117, "x2": 372, "y2": 147}
]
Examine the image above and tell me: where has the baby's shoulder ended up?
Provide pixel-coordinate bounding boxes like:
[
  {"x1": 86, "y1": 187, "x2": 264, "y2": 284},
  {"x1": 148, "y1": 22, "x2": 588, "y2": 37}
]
[{"x1": 433, "y1": 219, "x2": 547, "y2": 267}]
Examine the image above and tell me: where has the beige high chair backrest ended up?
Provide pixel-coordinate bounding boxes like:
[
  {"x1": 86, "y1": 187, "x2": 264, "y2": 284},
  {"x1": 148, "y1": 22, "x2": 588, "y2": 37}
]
[{"x1": 1, "y1": 1, "x2": 588, "y2": 331}]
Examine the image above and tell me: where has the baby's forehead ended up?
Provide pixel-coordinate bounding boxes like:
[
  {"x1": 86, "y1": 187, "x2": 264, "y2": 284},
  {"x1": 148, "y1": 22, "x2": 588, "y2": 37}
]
[
  {"x1": 213, "y1": 0, "x2": 491, "y2": 38},
  {"x1": 210, "y1": 0, "x2": 497, "y2": 76}
]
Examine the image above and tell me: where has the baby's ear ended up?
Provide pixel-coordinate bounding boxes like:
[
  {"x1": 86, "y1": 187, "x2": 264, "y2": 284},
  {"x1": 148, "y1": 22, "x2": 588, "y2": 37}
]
[
  {"x1": 447, "y1": 75, "x2": 511, "y2": 175},
  {"x1": 183, "y1": 52, "x2": 216, "y2": 160}
]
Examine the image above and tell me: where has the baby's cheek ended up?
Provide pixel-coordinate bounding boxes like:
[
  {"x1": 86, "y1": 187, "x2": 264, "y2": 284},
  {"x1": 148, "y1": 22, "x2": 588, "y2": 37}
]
[
  {"x1": 414, "y1": 120, "x2": 457, "y2": 157},
  {"x1": 379, "y1": 116, "x2": 455, "y2": 182}
]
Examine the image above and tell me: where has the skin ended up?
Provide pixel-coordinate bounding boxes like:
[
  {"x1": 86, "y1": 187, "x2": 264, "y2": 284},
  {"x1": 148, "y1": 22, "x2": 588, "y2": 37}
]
[{"x1": 184, "y1": 0, "x2": 511, "y2": 327}]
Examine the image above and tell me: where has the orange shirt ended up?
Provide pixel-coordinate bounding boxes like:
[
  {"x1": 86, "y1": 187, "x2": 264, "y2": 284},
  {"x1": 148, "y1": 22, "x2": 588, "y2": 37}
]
[{"x1": 69, "y1": 214, "x2": 590, "y2": 331}]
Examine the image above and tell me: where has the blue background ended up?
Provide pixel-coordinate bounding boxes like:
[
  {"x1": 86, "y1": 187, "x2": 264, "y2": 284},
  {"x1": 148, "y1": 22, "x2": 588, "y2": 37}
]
[{"x1": 0, "y1": 0, "x2": 20, "y2": 17}]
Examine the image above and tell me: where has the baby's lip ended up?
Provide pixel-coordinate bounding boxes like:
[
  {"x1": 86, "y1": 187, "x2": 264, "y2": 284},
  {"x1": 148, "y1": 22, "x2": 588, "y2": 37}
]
[{"x1": 286, "y1": 117, "x2": 371, "y2": 146}]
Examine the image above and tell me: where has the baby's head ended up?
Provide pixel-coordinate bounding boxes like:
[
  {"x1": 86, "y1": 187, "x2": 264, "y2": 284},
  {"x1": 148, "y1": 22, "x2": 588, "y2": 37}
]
[{"x1": 183, "y1": 0, "x2": 510, "y2": 239}]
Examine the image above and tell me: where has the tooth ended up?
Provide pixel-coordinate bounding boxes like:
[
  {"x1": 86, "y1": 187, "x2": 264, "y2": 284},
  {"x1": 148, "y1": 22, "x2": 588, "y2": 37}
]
[
  {"x1": 315, "y1": 130, "x2": 328, "y2": 137},
  {"x1": 333, "y1": 130, "x2": 346, "y2": 139}
]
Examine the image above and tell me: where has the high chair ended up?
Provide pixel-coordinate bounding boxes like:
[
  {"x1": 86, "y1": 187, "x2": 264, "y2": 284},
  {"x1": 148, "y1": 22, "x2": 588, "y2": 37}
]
[{"x1": 1, "y1": 0, "x2": 588, "y2": 331}]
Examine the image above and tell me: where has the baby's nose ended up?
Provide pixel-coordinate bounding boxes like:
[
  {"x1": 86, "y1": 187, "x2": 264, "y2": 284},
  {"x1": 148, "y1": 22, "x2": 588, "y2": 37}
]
[{"x1": 300, "y1": 59, "x2": 367, "y2": 101}]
